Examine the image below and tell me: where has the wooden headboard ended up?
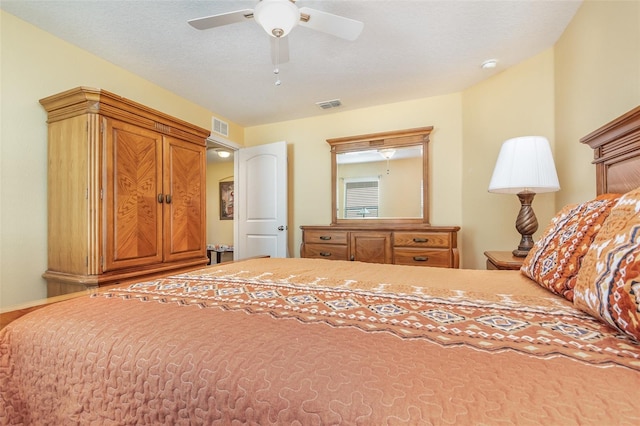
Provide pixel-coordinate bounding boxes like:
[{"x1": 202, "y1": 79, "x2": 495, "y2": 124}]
[{"x1": 580, "y1": 105, "x2": 640, "y2": 195}]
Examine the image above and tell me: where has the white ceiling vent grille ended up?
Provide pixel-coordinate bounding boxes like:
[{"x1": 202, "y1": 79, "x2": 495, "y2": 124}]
[
  {"x1": 212, "y1": 117, "x2": 229, "y2": 137},
  {"x1": 316, "y1": 99, "x2": 342, "y2": 110}
]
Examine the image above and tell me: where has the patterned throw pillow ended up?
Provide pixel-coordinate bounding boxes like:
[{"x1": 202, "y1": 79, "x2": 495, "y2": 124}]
[
  {"x1": 521, "y1": 194, "x2": 621, "y2": 301},
  {"x1": 573, "y1": 187, "x2": 640, "y2": 341}
]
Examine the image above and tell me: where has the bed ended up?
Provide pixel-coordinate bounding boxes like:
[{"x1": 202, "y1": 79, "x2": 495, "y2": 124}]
[{"x1": 2, "y1": 106, "x2": 640, "y2": 424}]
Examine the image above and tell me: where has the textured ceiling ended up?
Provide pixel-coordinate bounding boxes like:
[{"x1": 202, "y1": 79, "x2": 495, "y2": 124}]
[{"x1": 1, "y1": 0, "x2": 582, "y2": 127}]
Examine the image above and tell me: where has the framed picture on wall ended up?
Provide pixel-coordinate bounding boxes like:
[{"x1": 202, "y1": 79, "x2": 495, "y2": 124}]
[{"x1": 219, "y1": 181, "x2": 234, "y2": 220}]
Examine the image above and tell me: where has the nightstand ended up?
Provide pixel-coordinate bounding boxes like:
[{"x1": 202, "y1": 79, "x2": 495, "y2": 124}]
[{"x1": 484, "y1": 251, "x2": 525, "y2": 270}]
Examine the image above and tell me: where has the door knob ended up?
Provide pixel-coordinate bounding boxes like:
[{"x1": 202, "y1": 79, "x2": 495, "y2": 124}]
[{"x1": 277, "y1": 226, "x2": 285, "y2": 231}]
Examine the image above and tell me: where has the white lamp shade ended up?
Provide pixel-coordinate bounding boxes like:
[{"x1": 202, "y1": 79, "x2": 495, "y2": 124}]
[
  {"x1": 488, "y1": 136, "x2": 560, "y2": 194},
  {"x1": 254, "y1": 0, "x2": 300, "y2": 37}
]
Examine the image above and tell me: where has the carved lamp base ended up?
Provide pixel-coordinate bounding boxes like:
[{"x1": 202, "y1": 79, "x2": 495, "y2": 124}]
[{"x1": 512, "y1": 192, "x2": 538, "y2": 257}]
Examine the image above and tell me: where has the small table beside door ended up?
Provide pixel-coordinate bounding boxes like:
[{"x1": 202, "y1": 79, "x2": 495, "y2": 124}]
[{"x1": 207, "y1": 246, "x2": 234, "y2": 264}]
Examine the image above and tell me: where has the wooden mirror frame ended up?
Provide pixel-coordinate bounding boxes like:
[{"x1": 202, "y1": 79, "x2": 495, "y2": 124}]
[{"x1": 328, "y1": 126, "x2": 433, "y2": 225}]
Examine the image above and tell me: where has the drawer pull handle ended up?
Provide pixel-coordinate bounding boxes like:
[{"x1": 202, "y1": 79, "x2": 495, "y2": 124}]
[
  {"x1": 319, "y1": 236, "x2": 332, "y2": 240},
  {"x1": 320, "y1": 252, "x2": 332, "y2": 257},
  {"x1": 413, "y1": 238, "x2": 429, "y2": 243},
  {"x1": 413, "y1": 256, "x2": 429, "y2": 262}
]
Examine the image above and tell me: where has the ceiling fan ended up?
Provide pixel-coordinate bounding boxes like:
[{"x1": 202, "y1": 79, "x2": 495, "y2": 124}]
[{"x1": 188, "y1": 0, "x2": 364, "y2": 66}]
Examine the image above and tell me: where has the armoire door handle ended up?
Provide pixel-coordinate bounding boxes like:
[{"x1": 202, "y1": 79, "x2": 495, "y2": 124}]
[{"x1": 165, "y1": 194, "x2": 172, "y2": 204}]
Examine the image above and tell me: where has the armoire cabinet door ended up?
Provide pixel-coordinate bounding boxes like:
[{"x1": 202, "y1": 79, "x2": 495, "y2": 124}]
[
  {"x1": 104, "y1": 119, "x2": 164, "y2": 271},
  {"x1": 162, "y1": 136, "x2": 206, "y2": 262}
]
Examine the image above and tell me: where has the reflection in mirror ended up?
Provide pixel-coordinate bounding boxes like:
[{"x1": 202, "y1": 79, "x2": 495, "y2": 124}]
[
  {"x1": 328, "y1": 126, "x2": 432, "y2": 225},
  {"x1": 336, "y1": 145, "x2": 423, "y2": 219}
]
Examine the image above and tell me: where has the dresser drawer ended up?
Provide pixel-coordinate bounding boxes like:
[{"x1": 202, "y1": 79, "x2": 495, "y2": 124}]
[
  {"x1": 303, "y1": 230, "x2": 348, "y2": 245},
  {"x1": 303, "y1": 243, "x2": 349, "y2": 261},
  {"x1": 394, "y1": 248, "x2": 452, "y2": 267},
  {"x1": 393, "y1": 232, "x2": 451, "y2": 248}
]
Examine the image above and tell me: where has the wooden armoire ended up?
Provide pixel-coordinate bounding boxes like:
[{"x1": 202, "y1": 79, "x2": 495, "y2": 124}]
[{"x1": 40, "y1": 87, "x2": 210, "y2": 296}]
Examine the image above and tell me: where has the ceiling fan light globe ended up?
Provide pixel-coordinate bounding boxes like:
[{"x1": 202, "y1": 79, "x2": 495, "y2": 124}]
[
  {"x1": 379, "y1": 148, "x2": 396, "y2": 160},
  {"x1": 254, "y1": 0, "x2": 300, "y2": 37}
]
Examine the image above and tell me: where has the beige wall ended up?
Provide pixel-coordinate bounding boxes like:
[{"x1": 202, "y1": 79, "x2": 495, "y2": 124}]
[
  {"x1": 2, "y1": 0, "x2": 638, "y2": 307},
  {"x1": 206, "y1": 159, "x2": 235, "y2": 248},
  {"x1": 462, "y1": 0, "x2": 639, "y2": 269},
  {"x1": 461, "y1": 49, "x2": 556, "y2": 269},
  {"x1": 0, "y1": 11, "x2": 243, "y2": 307},
  {"x1": 554, "y1": 0, "x2": 640, "y2": 206},
  {"x1": 245, "y1": 51, "x2": 557, "y2": 269},
  {"x1": 244, "y1": 94, "x2": 464, "y2": 262}
]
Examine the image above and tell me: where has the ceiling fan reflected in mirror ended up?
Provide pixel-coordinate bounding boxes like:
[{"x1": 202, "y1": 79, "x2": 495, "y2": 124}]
[{"x1": 188, "y1": 0, "x2": 364, "y2": 73}]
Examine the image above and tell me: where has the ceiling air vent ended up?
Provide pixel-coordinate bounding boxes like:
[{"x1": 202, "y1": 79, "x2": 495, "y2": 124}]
[
  {"x1": 212, "y1": 117, "x2": 229, "y2": 137},
  {"x1": 316, "y1": 99, "x2": 342, "y2": 110}
]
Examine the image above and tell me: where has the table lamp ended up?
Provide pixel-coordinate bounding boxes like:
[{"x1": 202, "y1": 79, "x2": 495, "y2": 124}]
[{"x1": 488, "y1": 136, "x2": 560, "y2": 257}]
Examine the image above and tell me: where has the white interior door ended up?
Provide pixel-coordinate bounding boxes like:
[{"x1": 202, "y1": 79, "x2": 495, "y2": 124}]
[{"x1": 235, "y1": 141, "x2": 288, "y2": 259}]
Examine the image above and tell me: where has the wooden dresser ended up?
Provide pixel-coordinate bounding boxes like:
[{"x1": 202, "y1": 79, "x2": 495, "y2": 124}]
[
  {"x1": 301, "y1": 225, "x2": 460, "y2": 268},
  {"x1": 40, "y1": 87, "x2": 210, "y2": 296}
]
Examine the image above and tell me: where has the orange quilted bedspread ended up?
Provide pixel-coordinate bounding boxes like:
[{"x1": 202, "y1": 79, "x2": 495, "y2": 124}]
[{"x1": 1, "y1": 258, "x2": 639, "y2": 424}]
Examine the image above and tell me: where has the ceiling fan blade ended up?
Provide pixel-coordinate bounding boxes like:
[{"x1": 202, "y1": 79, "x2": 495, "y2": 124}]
[
  {"x1": 188, "y1": 9, "x2": 254, "y2": 30},
  {"x1": 298, "y1": 7, "x2": 364, "y2": 41},
  {"x1": 271, "y1": 36, "x2": 290, "y2": 65}
]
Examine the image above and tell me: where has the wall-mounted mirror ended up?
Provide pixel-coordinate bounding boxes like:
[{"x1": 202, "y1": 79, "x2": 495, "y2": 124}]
[{"x1": 328, "y1": 127, "x2": 433, "y2": 225}]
